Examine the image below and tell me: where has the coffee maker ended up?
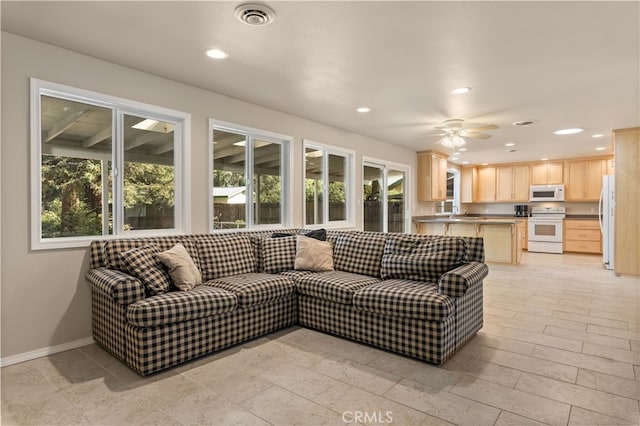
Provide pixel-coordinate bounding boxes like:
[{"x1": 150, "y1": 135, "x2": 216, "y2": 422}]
[{"x1": 514, "y1": 204, "x2": 529, "y2": 217}]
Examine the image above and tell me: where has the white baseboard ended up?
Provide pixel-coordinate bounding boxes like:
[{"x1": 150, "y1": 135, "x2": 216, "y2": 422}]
[{"x1": 1, "y1": 337, "x2": 95, "y2": 368}]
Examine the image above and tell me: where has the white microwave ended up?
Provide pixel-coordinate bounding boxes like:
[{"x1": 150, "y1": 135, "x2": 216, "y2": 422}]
[{"x1": 529, "y1": 184, "x2": 565, "y2": 202}]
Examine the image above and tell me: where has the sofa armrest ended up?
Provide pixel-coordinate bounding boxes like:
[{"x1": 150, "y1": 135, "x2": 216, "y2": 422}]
[
  {"x1": 438, "y1": 262, "x2": 488, "y2": 298},
  {"x1": 86, "y1": 267, "x2": 146, "y2": 306}
]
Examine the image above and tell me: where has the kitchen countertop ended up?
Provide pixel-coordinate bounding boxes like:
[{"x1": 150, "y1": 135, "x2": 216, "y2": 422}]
[{"x1": 412, "y1": 216, "x2": 525, "y2": 225}]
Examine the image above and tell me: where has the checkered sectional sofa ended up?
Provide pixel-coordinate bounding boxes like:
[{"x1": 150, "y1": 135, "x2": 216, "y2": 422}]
[{"x1": 87, "y1": 229, "x2": 488, "y2": 375}]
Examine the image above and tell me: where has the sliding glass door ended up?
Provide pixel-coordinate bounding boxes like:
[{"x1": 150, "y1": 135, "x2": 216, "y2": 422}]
[{"x1": 363, "y1": 160, "x2": 409, "y2": 233}]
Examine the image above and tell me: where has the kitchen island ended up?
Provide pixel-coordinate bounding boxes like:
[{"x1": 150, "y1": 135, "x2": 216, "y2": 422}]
[{"x1": 413, "y1": 217, "x2": 526, "y2": 264}]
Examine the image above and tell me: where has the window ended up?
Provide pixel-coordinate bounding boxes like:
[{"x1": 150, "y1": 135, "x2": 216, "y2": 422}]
[
  {"x1": 31, "y1": 79, "x2": 190, "y2": 249},
  {"x1": 304, "y1": 141, "x2": 354, "y2": 228},
  {"x1": 363, "y1": 159, "x2": 410, "y2": 233},
  {"x1": 210, "y1": 120, "x2": 291, "y2": 231}
]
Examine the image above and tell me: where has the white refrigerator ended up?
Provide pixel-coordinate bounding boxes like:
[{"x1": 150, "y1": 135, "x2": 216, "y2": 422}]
[{"x1": 599, "y1": 175, "x2": 615, "y2": 270}]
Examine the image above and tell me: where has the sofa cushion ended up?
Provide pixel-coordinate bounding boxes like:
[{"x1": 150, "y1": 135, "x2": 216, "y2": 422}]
[
  {"x1": 126, "y1": 286, "x2": 237, "y2": 327},
  {"x1": 120, "y1": 244, "x2": 172, "y2": 295},
  {"x1": 295, "y1": 271, "x2": 381, "y2": 305},
  {"x1": 197, "y1": 235, "x2": 256, "y2": 281},
  {"x1": 353, "y1": 279, "x2": 454, "y2": 321},
  {"x1": 157, "y1": 243, "x2": 202, "y2": 291},
  {"x1": 332, "y1": 232, "x2": 387, "y2": 277},
  {"x1": 104, "y1": 237, "x2": 199, "y2": 271},
  {"x1": 262, "y1": 236, "x2": 297, "y2": 273},
  {"x1": 381, "y1": 235, "x2": 468, "y2": 282},
  {"x1": 295, "y1": 235, "x2": 334, "y2": 272},
  {"x1": 204, "y1": 273, "x2": 295, "y2": 307}
]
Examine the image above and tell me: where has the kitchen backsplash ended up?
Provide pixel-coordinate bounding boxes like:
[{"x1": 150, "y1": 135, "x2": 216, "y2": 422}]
[{"x1": 462, "y1": 202, "x2": 599, "y2": 216}]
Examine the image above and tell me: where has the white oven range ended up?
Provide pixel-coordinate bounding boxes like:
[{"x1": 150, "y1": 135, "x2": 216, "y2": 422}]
[{"x1": 528, "y1": 206, "x2": 566, "y2": 254}]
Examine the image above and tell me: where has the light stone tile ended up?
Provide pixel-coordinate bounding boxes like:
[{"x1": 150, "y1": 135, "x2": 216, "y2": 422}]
[
  {"x1": 515, "y1": 372, "x2": 640, "y2": 423},
  {"x1": 582, "y1": 342, "x2": 640, "y2": 364},
  {"x1": 497, "y1": 326, "x2": 583, "y2": 352},
  {"x1": 442, "y1": 347, "x2": 522, "y2": 388},
  {"x1": 1, "y1": 363, "x2": 61, "y2": 404},
  {"x1": 494, "y1": 411, "x2": 546, "y2": 426},
  {"x1": 1, "y1": 397, "x2": 92, "y2": 426},
  {"x1": 576, "y1": 368, "x2": 640, "y2": 400},
  {"x1": 514, "y1": 311, "x2": 587, "y2": 331},
  {"x1": 589, "y1": 308, "x2": 640, "y2": 323},
  {"x1": 635, "y1": 365, "x2": 640, "y2": 381},
  {"x1": 631, "y1": 340, "x2": 640, "y2": 352},
  {"x1": 472, "y1": 331, "x2": 537, "y2": 356},
  {"x1": 485, "y1": 316, "x2": 547, "y2": 333},
  {"x1": 587, "y1": 324, "x2": 640, "y2": 342},
  {"x1": 544, "y1": 325, "x2": 631, "y2": 349},
  {"x1": 450, "y1": 376, "x2": 571, "y2": 425},
  {"x1": 526, "y1": 299, "x2": 591, "y2": 315},
  {"x1": 242, "y1": 385, "x2": 343, "y2": 426},
  {"x1": 313, "y1": 381, "x2": 454, "y2": 426},
  {"x1": 568, "y1": 407, "x2": 637, "y2": 426},
  {"x1": 484, "y1": 307, "x2": 517, "y2": 318},
  {"x1": 490, "y1": 301, "x2": 555, "y2": 317},
  {"x1": 310, "y1": 356, "x2": 401, "y2": 396},
  {"x1": 258, "y1": 362, "x2": 340, "y2": 400},
  {"x1": 532, "y1": 345, "x2": 636, "y2": 379},
  {"x1": 553, "y1": 312, "x2": 628, "y2": 330},
  {"x1": 385, "y1": 379, "x2": 501, "y2": 426},
  {"x1": 479, "y1": 346, "x2": 578, "y2": 383}
]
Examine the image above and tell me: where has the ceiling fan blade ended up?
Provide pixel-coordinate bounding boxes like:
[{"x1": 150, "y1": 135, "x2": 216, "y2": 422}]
[
  {"x1": 425, "y1": 132, "x2": 448, "y2": 137},
  {"x1": 461, "y1": 132, "x2": 492, "y2": 140},
  {"x1": 464, "y1": 124, "x2": 499, "y2": 132}
]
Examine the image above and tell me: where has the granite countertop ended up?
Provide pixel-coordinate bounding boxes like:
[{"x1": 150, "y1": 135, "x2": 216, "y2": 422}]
[{"x1": 412, "y1": 216, "x2": 525, "y2": 225}]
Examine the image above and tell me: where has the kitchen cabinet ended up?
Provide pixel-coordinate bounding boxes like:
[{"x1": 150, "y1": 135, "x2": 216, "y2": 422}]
[
  {"x1": 522, "y1": 218, "x2": 528, "y2": 250},
  {"x1": 460, "y1": 166, "x2": 477, "y2": 203},
  {"x1": 447, "y1": 223, "x2": 478, "y2": 237},
  {"x1": 564, "y1": 219, "x2": 602, "y2": 254},
  {"x1": 417, "y1": 222, "x2": 446, "y2": 235},
  {"x1": 497, "y1": 165, "x2": 530, "y2": 201},
  {"x1": 476, "y1": 167, "x2": 497, "y2": 202},
  {"x1": 479, "y1": 222, "x2": 523, "y2": 264},
  {"x1": 565, "y1": 159, "x2": 607, "y2": 201},
  {"x1": 417, "y1": 150, "x2": 448, "y2": 201},
  {"x1": 531, "y1": 162, "x2": 563, "y2": 185}
]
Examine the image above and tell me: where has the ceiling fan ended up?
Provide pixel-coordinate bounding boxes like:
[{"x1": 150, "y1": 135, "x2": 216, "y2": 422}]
[{"x1": 428, "y1": 118, "x2": 499, "y2": 150}]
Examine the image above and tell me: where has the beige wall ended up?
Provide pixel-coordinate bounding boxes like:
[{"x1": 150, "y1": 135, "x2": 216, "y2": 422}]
[{"x1": 0, "y1": 33, "x2": 418, "y2": 359}]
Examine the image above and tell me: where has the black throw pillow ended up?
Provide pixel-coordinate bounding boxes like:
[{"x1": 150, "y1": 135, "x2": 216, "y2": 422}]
[{"x1": 272, "y1": 229, "x2": 327, "y2": 241}]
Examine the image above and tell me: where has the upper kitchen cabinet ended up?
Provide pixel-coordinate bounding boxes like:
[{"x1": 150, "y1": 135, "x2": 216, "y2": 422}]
[
  {"x1": 530, "y1": 162, "x2": 563, "y2": 185},
  {"x1": 497, "y1": 164, "x2": 530, "y2": 202},
  {"x1": 476, "y1": 166, "x2": 497, "y2": 202},
  {"x1": 460, "y1": 166, "x2": 478, "y2": 203},
  {"x1": 565, "y1": 158, "x2": 608, "y2": 201},
  {"x1": 417, "y1": 150, "x2": 448, "y2": 201}
]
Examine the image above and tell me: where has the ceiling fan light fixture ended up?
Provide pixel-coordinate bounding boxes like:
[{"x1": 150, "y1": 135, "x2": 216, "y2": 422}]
[{"x1": 441, "y1": 134, "x2": 466, "y2": 149}]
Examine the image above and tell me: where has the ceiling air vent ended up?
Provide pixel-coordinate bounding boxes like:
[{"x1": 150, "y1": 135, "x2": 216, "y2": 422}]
[
  {"x1": 512, "y1": 120, "x2": 536, "y2": 127},
  {"x1": 235, "y1": 3, "x2": 276, "y2": 26}
]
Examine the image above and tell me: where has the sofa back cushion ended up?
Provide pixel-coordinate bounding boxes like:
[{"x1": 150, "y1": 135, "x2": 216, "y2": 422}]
[
  {"x1": 332, "y1": 232, "x2": 387, "y2": 277},
  {"x1": 196, "y1": 235, "x2": 256, "y2": 280},
  {"x1": 381, "y1": 235, "x2": 468, "y2": 282},
  {"x1": 103, "y1": 237, "x2": 200, "y2": 271},
  {"x1": 262, "y1": 236, "x2": 297, "y2": 273}
]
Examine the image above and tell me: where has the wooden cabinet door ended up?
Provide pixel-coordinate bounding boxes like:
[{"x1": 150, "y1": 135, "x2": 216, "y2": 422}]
[
  {"x1": 417, "y1": 151, "x2": 447, "y2": 201},
  {"x1": 547, "y1": 162, "x2": 564, "y2": 184},
  {"x1": 566, "y1": 161, "x2": 586, "y2": 200},
  {"x1": 496, "y1": 166, "x2": 513, "y2": 201},
  {"x1": 460, "y1": 167, "x2": 477, "y2": 203},
  {"x1": 585, "y1": 159, "x2": 606, "y2": 200},
  {"x1": 513, "y1": 165, "x2": 530, "y2": 201},
  {"x1": 477, "y1": 167, "x2": 496, "y2": 202},
  {"x1": 433, "y1": 156, "x2": 447, "y2": 200},
  {"x1": 530, "y1": 163, "x2": 548, "y2": 185}
]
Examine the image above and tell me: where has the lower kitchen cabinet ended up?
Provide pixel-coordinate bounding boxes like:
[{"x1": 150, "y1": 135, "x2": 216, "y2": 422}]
[
  {"x1": 417, "y1": 222, "x2": 446, "y2": 235},
  {"x1": 447, "y1": 223, "x2": 478, "y2": 237},
  {"x1": 480, "y1": 223, "x2": 524, "y2": 264},
  {"x1": 564, "y1": 219, "x2": 602, "y2": 254}
]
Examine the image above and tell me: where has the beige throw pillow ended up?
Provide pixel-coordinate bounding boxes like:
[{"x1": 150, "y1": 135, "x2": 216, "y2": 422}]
[
  {"x1": 295, "y1": 235, "x2": 334, "y2": 272},
  {"x1": 157, "y1": 243, "x2": 202, "y2": 291}
]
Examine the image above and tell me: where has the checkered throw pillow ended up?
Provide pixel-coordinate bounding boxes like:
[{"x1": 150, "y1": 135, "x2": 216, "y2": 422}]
[
  {"x1": 332, "y1": 232, "x2": 387, "y2": 277},
  {"x1": 119, "y1": 244, "x2": 172, "y2": 295},
  {"x1": 263, "y1": 236, "x2": 297, "y2": 273},
  {"x1": 196, "y1": 235, "x2": 256, "y2": 281},
  {"x1": 381, "y1": 236, "x2": 468, "y2": 282}
]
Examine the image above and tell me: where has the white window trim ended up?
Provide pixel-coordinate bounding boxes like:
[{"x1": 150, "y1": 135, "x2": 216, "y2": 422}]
[
  {"x1": 303, "y1": 139, "x2": 355, "y2": 229},
  {"x1": 362, "y1": 156, "x2": 412, "y2": 233},
  {"x1": 30, "y1": 78, "x2": 191, "y2": 250},
  {"x1": 208, "y1": 118, "x2": 292, "y2": 233}
]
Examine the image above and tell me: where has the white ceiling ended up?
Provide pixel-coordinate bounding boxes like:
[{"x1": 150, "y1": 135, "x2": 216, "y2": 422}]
[{"x1": 2, "y1": 1, "x2": 639, "y2": 165}]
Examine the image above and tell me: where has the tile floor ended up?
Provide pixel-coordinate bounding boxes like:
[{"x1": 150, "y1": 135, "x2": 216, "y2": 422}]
[{"x1": 2, "y1": 252, "x2": 639, "y2": 425}]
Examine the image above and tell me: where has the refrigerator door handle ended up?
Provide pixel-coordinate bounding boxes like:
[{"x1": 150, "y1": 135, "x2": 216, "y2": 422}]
[{"x1": 598, "y1": 188, "x2": 604, "y2": 234}]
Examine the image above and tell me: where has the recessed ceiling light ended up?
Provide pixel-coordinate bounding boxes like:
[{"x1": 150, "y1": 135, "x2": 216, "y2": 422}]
[
  {"x1": 592, "y1": 134, "x2": 604, "y2": 138},
  {"x1": 356, "y1": 107, "x2": 370, "y2": 113},
  {"x1": 553, "y1": 128, "x2": 583, "y2": 135},
  {"x1": 505, "y1": 143, "x2": 515, "y2": 147},
  {"x1": 458, "y1": 147, "x2": 467, "y2": 152},
  {"x1": 462, "y1": 161, "x2": 469, "y2": 165},
  {"x1": 595, "y1": 147, "x2": 606, "y2": 151},
  {"x1": 513, "y1": 120, "x2": 536, "y2": 127},
  {"x1": 541, "y1": 158, "x2": 549, "y2": 161},
  {"x1": 481, "y1": 163, "x2": 488, "y2": 166},
  {"x1": 205, "y1": 48, "x2": 228, "y2": 59},
  {"x1": 452, "y1": 157, "x2": 460, "y2": 161},
  {"x1": 451, "y1": 87, "x2": 471, "y2": 95}
]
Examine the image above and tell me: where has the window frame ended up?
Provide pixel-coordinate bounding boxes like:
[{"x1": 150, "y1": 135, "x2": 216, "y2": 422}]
[
  {"x1": 208, "y1": 118, "x2": 292, "y2": 233},
  {"x1": 30, "y1": 78, "x2": 191, "y2": 250},
  {"x1": 362, "y1": 156, "x2": 411, "y2": 233},
  {"x1": 303, "y1": 140, "x2": 355, "y2": 229}
]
